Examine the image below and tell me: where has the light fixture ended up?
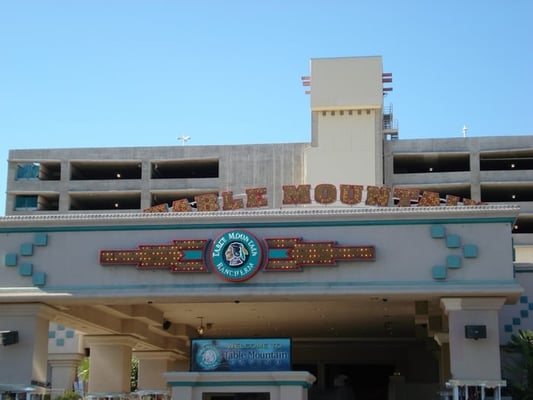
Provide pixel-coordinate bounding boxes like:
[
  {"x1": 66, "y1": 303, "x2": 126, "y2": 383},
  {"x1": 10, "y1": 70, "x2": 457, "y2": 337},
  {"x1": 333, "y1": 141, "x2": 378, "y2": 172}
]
[
  {"x1": 197, "y1": 317, "x2": 205, "y2": 336},
  {"x1": 1, "y1": 330, "x2": 19, "y2": 346},
  {"x1": 465, "y1": 325, "x2": 487, "y2": 340},
  {"x1": 162, "y1": 320, "x2": 171, "y2": 330}
]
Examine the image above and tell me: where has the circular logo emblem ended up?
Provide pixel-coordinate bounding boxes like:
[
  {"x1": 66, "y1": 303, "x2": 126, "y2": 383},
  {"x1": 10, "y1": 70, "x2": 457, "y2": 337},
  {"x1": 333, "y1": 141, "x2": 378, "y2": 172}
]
[
  {"x1": 210, "y1": 230, "x2": 263, "y2": 282},
  {"x1": 196, "y1": 344, "x2": 221, "y2": 370}
]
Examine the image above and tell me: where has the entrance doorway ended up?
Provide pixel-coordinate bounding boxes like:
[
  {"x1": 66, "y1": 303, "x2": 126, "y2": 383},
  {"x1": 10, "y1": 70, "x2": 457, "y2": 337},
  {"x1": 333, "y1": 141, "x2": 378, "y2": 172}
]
[
  {"x1": 328, "y1": 364, "x2": 395, "y2": 400},
  {"x1": 202, "y1": 393, "x2": 270, "y2": 400},
  {"x1": 298, "y1": 363, "x2": 394, "y2": 400}
]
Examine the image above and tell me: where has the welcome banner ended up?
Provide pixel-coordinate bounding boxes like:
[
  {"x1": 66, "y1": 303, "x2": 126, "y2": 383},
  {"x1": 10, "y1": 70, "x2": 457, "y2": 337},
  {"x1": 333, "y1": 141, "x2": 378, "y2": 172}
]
[{"x1": 190, "y1": 338, "x2": 292, "y2": 372}]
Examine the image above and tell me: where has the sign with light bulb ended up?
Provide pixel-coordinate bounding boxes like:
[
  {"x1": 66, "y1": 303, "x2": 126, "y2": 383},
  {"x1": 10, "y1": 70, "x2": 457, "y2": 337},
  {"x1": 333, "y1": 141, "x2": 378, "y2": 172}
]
[{"x1": 99, "y1": 229, "x2": 375, "y2": 282}]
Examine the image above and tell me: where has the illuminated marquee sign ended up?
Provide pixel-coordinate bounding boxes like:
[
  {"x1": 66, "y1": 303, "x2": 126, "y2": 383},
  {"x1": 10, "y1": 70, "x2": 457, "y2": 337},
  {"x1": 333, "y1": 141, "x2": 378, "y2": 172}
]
[
  {"x1": 99, "y1": 230, "x2": 375, "y2": 282},
  {"x1": 143, "y1": 184, "x2": 485, "y2": 213},
  {"x1": 190, "y1": 338, "x2": 292, "y2": 372}
]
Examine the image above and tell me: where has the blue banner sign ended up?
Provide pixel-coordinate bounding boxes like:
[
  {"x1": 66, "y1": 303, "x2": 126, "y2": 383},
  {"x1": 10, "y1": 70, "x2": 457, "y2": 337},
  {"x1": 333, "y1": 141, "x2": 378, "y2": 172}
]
[{"x1": 190, "y1": 338, "x2": 291, "y2": 372}]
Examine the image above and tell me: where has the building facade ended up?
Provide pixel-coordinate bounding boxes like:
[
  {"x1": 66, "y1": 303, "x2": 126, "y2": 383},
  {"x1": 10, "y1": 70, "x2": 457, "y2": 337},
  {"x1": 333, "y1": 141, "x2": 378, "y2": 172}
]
[{"x1": 1, "y1": 56, "x2": 532, "y2": 400}]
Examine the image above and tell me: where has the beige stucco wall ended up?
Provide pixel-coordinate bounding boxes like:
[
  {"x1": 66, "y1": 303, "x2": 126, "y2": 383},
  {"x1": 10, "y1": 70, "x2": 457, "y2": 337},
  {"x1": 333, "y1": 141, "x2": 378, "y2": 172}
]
[
  {"x1": 515, "y1": 245, "x2": 533, "y2": 262},
  {"x1": 305, "y1": 109, "x2": 382, "y2": 187},
  {"x1": 305, "y1": 56, "x2": 384, "y2": 189},
  {"x1": 310, "y1": 56, "x2": 383, "y2": 111}
]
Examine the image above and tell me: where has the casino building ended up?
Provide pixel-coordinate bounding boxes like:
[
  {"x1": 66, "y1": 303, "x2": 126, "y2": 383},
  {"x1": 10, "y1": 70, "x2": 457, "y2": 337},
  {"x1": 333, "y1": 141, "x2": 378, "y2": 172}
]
[{"x1": 1, "y1": 56, "x2": 532, "y2": 400}]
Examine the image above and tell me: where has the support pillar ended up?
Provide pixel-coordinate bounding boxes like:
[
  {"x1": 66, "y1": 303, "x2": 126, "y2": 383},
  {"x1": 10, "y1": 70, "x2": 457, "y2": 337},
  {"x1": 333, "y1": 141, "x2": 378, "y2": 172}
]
[
  {"x1": 134, "y1": 351, "x2": 181, "y2": 391},
  {"x1": 433, "y1": 332, "x2": 451, "y2": 386},
  {"x1": 84, "y1": 335, "x2": 138, "y2": 394},
  {"x1": 0, "y1": 304, "x2": 56, "y2": 392},
  {"x1": 440, "y1": 297, "x2": 506, "y2": 380},
  {"x1": 48, "y1": 353, "x2": 84, "y2": 398}
]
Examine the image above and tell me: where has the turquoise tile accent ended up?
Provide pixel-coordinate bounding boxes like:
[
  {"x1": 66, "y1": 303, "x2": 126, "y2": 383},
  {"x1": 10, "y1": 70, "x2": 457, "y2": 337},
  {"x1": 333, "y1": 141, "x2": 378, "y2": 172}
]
[
  {"x1": 521, "y1": 296, "x2": 529, "y2": 304},
  {"x1": 529, "y1": 303, "x2": 533, "y2": 310},
  {"x1": 57, "y1": 324, "x2": 65, "y2": 331},
  {"x1": 505, "y1": 324, "x2": 513, "y2": 332},
  {"x1": 463, "y1": 245, "x2": 478, "y2": 258},
  {"x1": 446, "y1": 235, "x2": 461, "y2": 248},
  {"x1": 446, "y1": 255, "x2": 462, "y2": 269},
  {"x1": 48, "y1": 331, "x2": 56, "y2": 338},
  {"x1": 432, "y1": 265, "x2": 447, "y2": 280},
  {"x1": 20, "y1": 243, "x2": 33, "y2": 256},
  {"x1": 66, "y1": 330, "x2": 75, "y2": 338},
  {"x1": 431, "y1": 225, "x2": 445, "y2": 238},
  {"x1": 34, "y1": 233, "x2": 48, "y2": 246},
  {"x1": 32, "y1": 272, "x2": 46, "y2": 286},
  {"x1": 19, "y1": 263, "x2": 33, "y2": 276},
  {"x1": 269, "y1": 249, "x2": 289, "y2": 259},
  {"x1": 5, "y1": 253, "x2": 17, "y2": 267},
  {"x1": 521, "y1": 310, "x2": 529, "y2": 318},
  {"x1": 56, "y1": 338, "x2": 65, "y2": 347},
  {"x1": 182, "y1": 250, "x2": 203, "y2": 260},
  {"x1": 513, "y1": 318, "x2": 521, "y2": 325}
]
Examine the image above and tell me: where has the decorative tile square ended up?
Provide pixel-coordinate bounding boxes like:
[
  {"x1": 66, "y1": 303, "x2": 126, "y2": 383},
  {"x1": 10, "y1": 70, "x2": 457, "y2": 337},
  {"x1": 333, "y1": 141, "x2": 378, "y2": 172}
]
[
  {"x1": 32, "y1": 272, "x2": 46, "y2": 286},
  {"x1": 446, "y1": 235, "x2": 461, "y2": 248},
  {"x1": 446, "y1": 255, "x2": 462, "y2": 269},
  {"x1": 20, "y1": 243, "x2": 33, "y2": 256},
  {"x1": 5, "y1": 253, "x2": 17, "y2": 267},
  {"x1": 463, "y1": 245, "x2": 478, "y2": 258},
  {"x1": 19, "y1": 263, "x2": 33, "y2": 276},
  {"x1": 34, "y1": 233, "x2": 48, "y2": 246},
  {"x1": 432, "y1": 265, "x2": 447, "y2": 280},
  {"x1": 431, "y1": 225, "x2": 445, "y2": 238}
]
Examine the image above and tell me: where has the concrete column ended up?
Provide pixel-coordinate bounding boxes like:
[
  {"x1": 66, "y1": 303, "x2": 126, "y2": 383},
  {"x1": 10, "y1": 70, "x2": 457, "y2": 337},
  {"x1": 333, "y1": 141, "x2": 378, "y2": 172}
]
[
  {"x1": 59, "y1": 160, "x2": 70, "y2": 212},
  {"x1": 0, "y1": 304, "x2": 56, "y2": 391},
  {"x1": 468, "y1": 142, "x2": 481, "y2": 201},
  {"x1": 441, "y1": 297, "x2": 506, "y2": 380},
  {"x1": 434, "y1": 332, "x2": 451, "y2": 387},
  {"x1": 279, "y1": 384, "x2": 307, "y2": 400},
  {"x1": 85, "y1": 335, "x2": 138, "y2": 394},
  {"x1": 134, "y1": 351, "x2": 180, "y2": 390},
  {"x1": 48, "y1": 353, "x2": 84, "y2": 397},
  {"x1": 140, "y1": 160, "x2": 152, "y2": 210}
]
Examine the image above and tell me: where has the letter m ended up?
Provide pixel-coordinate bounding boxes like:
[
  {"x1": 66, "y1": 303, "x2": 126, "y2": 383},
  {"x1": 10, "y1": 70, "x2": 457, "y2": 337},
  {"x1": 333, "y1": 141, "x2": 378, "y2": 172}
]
[{"x1": 282, "y1": 185, "x2": 311, "y2": 205}]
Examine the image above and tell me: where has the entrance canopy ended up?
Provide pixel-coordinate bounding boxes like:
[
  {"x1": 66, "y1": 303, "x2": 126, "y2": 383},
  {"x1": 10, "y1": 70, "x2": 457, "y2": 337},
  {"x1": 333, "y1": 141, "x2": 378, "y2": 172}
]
[{"x1": 0, "y1": 205, "x2": 521, "y2": 354}]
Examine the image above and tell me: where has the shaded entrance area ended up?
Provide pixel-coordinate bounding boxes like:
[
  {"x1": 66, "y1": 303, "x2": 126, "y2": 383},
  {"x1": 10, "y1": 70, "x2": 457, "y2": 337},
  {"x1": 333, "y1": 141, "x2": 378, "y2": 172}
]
[
  {"x1": 203, "y1": 394, "x2": 270, "y2": 400},
  {"x1": 302, "y1": 364, "x2": 395, "y2": 400}
]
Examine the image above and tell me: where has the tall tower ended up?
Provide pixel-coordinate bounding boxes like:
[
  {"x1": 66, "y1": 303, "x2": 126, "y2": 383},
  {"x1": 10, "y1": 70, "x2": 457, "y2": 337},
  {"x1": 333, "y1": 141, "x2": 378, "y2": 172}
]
[{"x1": 304, "y1": 56, "x2": 386, "y2": 188}]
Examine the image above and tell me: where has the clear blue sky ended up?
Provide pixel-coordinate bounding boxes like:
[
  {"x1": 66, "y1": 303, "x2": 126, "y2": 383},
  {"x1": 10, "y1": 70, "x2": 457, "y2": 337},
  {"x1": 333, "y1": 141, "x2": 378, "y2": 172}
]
[{"x1": 1, "y1": 1, "x2": 532, "y2": 213}]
